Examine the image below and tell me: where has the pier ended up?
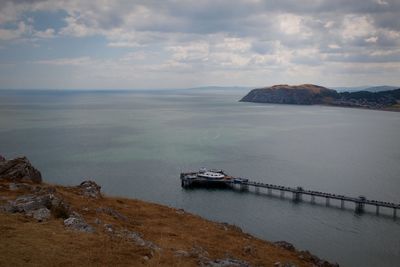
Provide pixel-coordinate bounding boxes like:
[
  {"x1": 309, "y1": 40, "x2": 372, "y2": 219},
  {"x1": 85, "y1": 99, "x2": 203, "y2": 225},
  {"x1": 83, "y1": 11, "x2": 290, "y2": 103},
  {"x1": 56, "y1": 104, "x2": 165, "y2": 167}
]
[{"x1": 180, "y1": 171, "x2": 400, "y2": 218}]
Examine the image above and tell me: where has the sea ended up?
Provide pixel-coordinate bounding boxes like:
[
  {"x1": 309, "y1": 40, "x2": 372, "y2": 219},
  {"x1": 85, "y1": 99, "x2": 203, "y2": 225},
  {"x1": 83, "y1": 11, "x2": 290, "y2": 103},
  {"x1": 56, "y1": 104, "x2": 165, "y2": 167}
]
[{"x1": 0, "y1": 88, "x2": 399, "y2": 266}]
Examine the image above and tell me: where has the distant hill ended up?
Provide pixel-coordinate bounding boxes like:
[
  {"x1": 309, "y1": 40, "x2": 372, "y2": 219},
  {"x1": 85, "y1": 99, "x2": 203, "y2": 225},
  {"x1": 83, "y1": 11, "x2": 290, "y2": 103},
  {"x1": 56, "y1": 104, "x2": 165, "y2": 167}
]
[
  {"x1": 362, "y1": 86, "x2": 399, "y2": 93},
  {"x1": 240, "y1": 84, "x2": 400, "y2": 111},
  {"x1": 240, "y1": 84, "x2": 338, "y2": 105},
  {"x1": 332, "y1": 85, "x2": 399, "y2": 93}
]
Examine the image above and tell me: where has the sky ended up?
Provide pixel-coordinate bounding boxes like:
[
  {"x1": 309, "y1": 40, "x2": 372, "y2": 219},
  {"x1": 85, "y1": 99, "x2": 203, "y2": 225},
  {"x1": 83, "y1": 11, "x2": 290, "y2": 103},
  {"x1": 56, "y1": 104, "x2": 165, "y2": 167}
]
[{"x1": 0, "y1": 0, "x2": 399, "y2": 89}]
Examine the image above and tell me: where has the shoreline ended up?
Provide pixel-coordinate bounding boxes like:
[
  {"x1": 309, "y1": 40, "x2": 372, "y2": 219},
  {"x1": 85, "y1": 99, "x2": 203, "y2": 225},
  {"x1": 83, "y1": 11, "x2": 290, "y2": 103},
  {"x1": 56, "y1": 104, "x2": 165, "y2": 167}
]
[
  {"x1": 240, "y1": 100, "x2": 400, "y2": 112},
  {"x1": 0, "y1": 156, "x2": 339, "y2": 266}
]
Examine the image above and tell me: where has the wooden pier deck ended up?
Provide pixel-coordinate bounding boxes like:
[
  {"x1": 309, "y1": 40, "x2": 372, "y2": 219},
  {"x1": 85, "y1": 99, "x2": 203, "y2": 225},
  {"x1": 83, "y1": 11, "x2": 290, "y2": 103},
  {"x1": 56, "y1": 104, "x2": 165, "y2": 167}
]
[{"x1": 180, "y1": 172, "x2": 400, "y2": 218}]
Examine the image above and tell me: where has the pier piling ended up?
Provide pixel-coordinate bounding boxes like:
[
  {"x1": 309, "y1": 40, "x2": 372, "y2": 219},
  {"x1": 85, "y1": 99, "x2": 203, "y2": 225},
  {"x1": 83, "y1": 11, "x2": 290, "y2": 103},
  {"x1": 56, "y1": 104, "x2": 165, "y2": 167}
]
[
  {"x1": 355, "y1": 196, "x2": 366, "y2": 213},
  {"x1": 180, "y1": 171, "x2": 400, "y2": 218}
]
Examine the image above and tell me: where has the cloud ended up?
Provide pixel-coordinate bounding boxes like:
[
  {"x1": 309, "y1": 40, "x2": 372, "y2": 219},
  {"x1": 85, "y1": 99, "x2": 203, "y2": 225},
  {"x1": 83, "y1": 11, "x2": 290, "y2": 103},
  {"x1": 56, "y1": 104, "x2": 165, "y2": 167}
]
[
  {"x1": 35, "y1": 57, "x2": 93, "y2": 66},
  {"x1": 1, "y1": 0, "x2": 400, "y2": 88},
  {"x1": 33, "y1": 27, "x2": 55, "y2": 38},
  {"x1": 0, "y1": 21, "x2": 30, "y2": 40}
]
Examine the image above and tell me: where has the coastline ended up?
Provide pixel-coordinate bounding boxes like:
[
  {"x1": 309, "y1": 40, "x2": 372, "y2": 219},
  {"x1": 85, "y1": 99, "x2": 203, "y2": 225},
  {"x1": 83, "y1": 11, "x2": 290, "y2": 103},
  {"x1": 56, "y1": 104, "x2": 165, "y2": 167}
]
[
  {"x1": 239, "y1": 84, "x2": 400, "y2": 112},
  {"x1": 0, "y1": 157, "x2": 338, "y2": 267}
]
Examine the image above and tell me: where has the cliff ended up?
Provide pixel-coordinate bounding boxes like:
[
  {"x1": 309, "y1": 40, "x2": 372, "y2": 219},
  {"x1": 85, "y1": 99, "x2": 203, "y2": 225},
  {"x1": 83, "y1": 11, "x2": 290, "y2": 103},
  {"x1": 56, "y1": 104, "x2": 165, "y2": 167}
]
[
  {"x1": 0, "y1": 156, "x2": 338, "y2": 267},
  {"x1": 240, "y1": 84, "x2": 338, "y2": 105},
  {"x1": 240, "y1": 84, "x2": 400, "y2": 111}
]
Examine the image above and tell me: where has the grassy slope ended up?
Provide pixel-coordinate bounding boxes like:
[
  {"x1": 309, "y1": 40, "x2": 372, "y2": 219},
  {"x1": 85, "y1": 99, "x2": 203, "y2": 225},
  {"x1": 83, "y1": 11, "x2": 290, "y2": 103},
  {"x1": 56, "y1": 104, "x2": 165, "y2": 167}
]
[{"x1": 0, "y1": 181, "x2": 322, "y2": 266}]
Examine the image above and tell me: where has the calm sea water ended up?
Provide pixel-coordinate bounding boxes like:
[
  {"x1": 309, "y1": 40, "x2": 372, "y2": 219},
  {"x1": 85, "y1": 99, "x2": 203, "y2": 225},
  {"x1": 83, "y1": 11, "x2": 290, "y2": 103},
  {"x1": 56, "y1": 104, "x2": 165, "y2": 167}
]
[{"x1": 1, "y1": 89, "x2": 399, "y2": 266}]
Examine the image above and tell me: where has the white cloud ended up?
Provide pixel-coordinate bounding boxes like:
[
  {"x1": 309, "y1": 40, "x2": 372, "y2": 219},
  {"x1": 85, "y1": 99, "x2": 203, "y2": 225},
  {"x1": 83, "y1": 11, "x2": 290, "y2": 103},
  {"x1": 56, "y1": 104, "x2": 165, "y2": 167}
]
[
  {"x1": 328, "y1": 44, "x2": 341, "y2": 49},
  {"x1": 365, "y1": 36, "x2": 378, "y2": 43},
  {"x1": 34, "y1": 28, "x2": 55, "y2": 38},
  {"x1": 35, "y1": 57, "x2": 94, "y2": 66},
  {"x1": 375, "y1": 0, "x2": 389, "y2": 6},
  {"x1": 60, "y1": 16, "x2": 98, "y2": 37},
  {"x1": 341, "y1": 15, "x2": 375, "y2": 40}
]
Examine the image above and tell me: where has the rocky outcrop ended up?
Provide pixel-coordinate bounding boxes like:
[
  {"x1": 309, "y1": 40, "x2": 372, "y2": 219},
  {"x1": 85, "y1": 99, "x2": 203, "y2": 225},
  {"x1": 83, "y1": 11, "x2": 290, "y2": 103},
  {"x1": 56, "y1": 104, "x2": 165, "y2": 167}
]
[
  {"x1": 2, "y1": 190, "x2": 69, "y2": 222},
  {"x1": 274, "y1": 241, "x2": 339, "y2": 267},
  {"x1": 274, "y1": 241, "x2": 296, "y2": 252},
  {"x1": 32, "y1": 208, "x2": 51, "y2": 222},
  {"x1": 96, "y1": 206, "x2": 128, "y2": 222},
  {"x1": 64, "y1": 212, "x2": 94, "y2": 233},
  {"x1": 240, "y1": 84, "x2": 337, "y2": 105},
  {"x1": 78, "y1": 180, "x2": 102, "y2": 198},
  {"x1": 201, "y1": 258, "x2": 250, "y2": 267},
  {"x1": 0, "y1": 156, "x2": 42, "y2": 183}
]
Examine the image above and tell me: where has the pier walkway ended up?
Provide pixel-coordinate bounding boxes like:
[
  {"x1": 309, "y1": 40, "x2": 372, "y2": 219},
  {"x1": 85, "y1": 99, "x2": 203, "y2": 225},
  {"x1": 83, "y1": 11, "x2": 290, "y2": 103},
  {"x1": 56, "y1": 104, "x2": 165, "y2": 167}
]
[{"x1": 180, "y1": 172, "x2": 400, "y2": 218}]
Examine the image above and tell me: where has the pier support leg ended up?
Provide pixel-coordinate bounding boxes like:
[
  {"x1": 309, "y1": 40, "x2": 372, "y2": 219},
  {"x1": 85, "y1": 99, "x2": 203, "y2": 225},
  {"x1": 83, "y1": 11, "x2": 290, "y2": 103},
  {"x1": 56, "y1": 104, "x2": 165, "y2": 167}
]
[
  {"x1": 355, "y1": 202, "x2": 365, "y2": 213},
  {"x1": 341, "y1": 200, "x2": 345, "y2": 209},
  {"x1": 376, "y1": 205, "x2": 380, "y2": 215},
  {"x1": 280, "y1": 190, "x2": 284, "y2": 198},
  {"x1": 311, "y1": 195, "x2": 315, "y2": 204},
  {"x1": 181, "y1": 179, "x2": 190, "y2": 188},
  {"x1": 268, "y1": 188, "x2": 272, "y2": 195},
  {"x1": 325, "y1": 197, "x2": 330, "y2": 206},
  {"x1": 255, "y1": 186, "x2": 259, "y2": 194},
  {"x1": 394, "y1": 208, "x2": 397, "y2": 219},
  {"x1": 355, "y1": 196, "x2": 366, "y2": 214},
  {"x1": 240, "y1": 184, "x2": 248, "y2": 191},
  {"x1": 293, "y1": 192, "x2": 302, "y2": 202}
]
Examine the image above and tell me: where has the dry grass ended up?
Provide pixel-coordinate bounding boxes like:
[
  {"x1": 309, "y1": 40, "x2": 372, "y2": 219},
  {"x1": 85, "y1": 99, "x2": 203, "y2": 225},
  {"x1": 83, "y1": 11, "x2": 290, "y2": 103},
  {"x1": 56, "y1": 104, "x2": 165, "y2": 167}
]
[{"x1": 0, "y1": 181, "x2": 320, "y2": 266}]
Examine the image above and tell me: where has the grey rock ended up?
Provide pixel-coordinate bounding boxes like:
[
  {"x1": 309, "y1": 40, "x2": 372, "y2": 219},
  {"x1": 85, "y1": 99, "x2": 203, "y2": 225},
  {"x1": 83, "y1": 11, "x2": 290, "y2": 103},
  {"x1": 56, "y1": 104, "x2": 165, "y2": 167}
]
[
  {"x1": 0, "y1": 203, "x2": 13, "y2": 213},
  {"x1": 274, "y1": 241, "x2": 296, "y2": 252},
  {"x1": 64, "y1": 212, "x2": 94, "y2": 233},
  {"x1": 176, "y1": 209, "x2": 185, "y2": 215},
  {"x1": 117, "y1": 229, "x2": 161, "y2": 251},
  {"x1": 97, "y1": 206, "x2": 128, "y2": 221},
  {"x1": 9, "y1": 183, "x2": 33, "y2": 191},
  {"x1": 174, "y1": 250, "x2": 190, "y2": 257},
  {"x1": 190, "y1": 245, "x2": 209, "y2": 258},
  {"x1": 78, "y1": 180, "x2": 101, "y2": 198},
  {"x1": 0, "y1": 156, "x2": 42, "y2": 183},
  {"x1": 104, "y1": 224, "x2": 114, "y2": 233},
  {"x1": 94, "y1": 218, "x2": 102, "y2": 225},
  {"x1": 201, "y1": 258, "x2": 250, "y2": 267},
  {"x1": 10, "y1": 194, "x2": 51, "y2": 213},
  {"x1": 32, "y1": 207, "x2": 51, "y2": 222}
]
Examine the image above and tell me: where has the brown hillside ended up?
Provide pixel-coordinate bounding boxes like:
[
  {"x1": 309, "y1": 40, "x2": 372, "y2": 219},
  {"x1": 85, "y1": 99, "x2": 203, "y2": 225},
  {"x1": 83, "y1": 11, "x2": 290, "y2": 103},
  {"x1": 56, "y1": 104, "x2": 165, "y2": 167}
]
[{"x1": 0, "y1": 179, "x2": 339, "y2": 267}]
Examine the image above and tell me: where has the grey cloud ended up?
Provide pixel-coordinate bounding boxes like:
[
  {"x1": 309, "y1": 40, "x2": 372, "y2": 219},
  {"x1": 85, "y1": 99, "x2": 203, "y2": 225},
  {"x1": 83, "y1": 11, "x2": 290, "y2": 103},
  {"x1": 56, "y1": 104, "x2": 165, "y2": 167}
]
[{"x1": 1, "y1": 0, "x2": 400, "y2": 88}]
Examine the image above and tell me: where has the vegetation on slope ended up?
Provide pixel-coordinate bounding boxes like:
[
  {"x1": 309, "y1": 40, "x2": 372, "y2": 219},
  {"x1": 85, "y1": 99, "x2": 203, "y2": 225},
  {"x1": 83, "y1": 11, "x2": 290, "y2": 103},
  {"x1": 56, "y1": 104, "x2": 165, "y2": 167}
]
[
  {"x1": 240, "y1": 84, "x2": 400, "y2": 110},
  {"x1": 0, "y1": 156, "x2": 338, "y2": 266}
]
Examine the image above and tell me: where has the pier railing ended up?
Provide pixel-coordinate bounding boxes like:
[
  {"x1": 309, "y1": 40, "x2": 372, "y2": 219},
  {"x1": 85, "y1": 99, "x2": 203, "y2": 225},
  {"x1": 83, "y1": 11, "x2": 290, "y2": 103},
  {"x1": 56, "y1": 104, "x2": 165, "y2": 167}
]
[{"x1": 180, "y1": 173, "x2": 400, "y2": 218}]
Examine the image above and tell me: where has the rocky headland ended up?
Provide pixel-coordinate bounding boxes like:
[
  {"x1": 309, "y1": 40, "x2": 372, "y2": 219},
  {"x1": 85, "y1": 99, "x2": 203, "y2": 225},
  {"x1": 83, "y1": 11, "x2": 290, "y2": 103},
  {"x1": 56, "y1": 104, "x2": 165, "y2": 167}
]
[
  {"x1": 0, "y1": 155, "x2": 338, "y2": 266},
  {"x1": 240, "y1": 84, "x2": 400, "y2": 111}
]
